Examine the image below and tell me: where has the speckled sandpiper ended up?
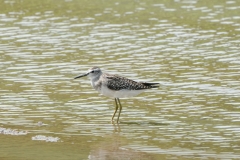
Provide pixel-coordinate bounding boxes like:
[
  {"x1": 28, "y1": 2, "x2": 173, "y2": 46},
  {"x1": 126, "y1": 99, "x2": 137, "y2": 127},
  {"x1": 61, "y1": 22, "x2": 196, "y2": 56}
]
[{"x1": 74, "y1": 67, "x2": 159, "y2": 123}]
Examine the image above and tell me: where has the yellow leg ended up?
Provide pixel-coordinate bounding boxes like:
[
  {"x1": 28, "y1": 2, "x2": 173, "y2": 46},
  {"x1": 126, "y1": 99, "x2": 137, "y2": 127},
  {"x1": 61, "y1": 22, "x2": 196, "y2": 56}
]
[
  {"x1": 111, "y1": 98, "x2": 119, "y2": 121},
  {"x1": 116, "y1": 98, "x2": 122, "y2": 123}
]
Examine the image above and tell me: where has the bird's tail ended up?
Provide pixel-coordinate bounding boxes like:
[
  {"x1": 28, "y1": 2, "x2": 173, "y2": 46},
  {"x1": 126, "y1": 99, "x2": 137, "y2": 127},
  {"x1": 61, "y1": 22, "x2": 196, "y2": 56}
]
[{"x1": 142, "y1": 82, "x2": 159, "y2": 88}]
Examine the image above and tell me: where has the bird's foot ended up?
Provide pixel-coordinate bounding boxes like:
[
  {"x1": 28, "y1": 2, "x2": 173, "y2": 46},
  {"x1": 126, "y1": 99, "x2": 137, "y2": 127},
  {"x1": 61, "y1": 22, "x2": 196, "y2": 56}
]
[{"x1": 111, "y1": 119, "x2": 120, "y2": 124}]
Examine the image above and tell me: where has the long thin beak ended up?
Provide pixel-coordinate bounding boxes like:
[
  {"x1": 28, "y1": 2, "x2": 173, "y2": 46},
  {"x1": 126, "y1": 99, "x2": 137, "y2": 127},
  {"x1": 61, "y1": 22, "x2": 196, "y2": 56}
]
[{"x1": 74, "y1": 73, "x2": 89, "y2": 79}]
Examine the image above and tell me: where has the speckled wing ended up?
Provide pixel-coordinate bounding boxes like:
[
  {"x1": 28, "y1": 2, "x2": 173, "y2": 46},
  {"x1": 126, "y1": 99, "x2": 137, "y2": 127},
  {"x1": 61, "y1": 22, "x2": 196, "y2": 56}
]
[{"x1": 106, "y1": 74, "x2": 159, "y2": 91}]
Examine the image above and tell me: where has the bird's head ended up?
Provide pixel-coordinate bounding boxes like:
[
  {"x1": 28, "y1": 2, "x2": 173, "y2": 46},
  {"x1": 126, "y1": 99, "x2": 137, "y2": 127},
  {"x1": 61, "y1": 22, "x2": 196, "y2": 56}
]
[{"x1": 74, "y1": 67, "x2": 102, "y2": 80}]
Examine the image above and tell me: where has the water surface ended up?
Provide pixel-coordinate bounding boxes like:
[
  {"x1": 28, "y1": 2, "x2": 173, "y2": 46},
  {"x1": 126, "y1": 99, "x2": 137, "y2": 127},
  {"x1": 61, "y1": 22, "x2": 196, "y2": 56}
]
[{"x1": 1, "y1": 0, "x2": 240, "y2": 159}]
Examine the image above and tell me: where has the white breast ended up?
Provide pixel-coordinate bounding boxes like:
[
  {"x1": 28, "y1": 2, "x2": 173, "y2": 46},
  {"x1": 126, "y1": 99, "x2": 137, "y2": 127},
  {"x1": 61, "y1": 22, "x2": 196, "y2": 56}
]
[{"x1": 99, "y1": 86, "x2": 145, "y2": 98}]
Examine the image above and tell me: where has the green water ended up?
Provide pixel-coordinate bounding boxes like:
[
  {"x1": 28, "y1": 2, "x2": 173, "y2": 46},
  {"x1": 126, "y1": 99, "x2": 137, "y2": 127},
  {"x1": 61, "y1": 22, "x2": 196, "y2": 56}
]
[{"x1": 1, "y1": 0, "x2": 240, "y2": 159}]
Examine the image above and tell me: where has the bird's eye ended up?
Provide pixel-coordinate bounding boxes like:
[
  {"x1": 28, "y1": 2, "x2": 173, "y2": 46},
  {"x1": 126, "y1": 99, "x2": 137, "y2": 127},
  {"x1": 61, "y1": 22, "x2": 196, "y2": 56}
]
[{"x1": 91, "y1": 70, "x2": 94, "y2": 73}]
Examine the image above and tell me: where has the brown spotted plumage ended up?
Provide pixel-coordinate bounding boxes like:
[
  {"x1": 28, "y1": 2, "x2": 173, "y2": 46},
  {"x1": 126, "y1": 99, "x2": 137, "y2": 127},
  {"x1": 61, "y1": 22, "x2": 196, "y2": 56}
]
[{"x1": 105, "y1": 74, "x2": 159, "y2": 90}]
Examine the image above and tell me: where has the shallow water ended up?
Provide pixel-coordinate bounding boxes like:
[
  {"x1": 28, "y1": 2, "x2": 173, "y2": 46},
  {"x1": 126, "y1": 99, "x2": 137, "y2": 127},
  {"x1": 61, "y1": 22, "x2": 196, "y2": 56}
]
[{"x1": 1, "y1": 0, "x2": 240, "y2": 159}]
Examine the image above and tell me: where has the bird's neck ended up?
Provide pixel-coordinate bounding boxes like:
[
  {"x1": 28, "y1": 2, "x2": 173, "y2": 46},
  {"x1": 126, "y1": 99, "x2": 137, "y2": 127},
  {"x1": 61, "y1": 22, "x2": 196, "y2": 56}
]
[{"x1": 90, "y1": 74, "x2": 102, "y2": 91}]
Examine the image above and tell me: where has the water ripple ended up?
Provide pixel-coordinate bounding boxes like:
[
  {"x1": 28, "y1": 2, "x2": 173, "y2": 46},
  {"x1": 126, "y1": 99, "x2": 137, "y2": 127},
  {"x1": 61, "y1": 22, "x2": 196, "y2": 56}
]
[{"x1": 0, "y1": 0, "x2": 240, "y2": 159}]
